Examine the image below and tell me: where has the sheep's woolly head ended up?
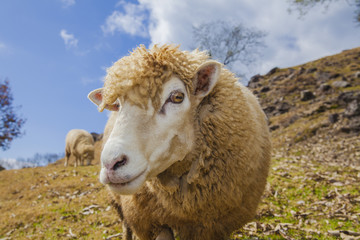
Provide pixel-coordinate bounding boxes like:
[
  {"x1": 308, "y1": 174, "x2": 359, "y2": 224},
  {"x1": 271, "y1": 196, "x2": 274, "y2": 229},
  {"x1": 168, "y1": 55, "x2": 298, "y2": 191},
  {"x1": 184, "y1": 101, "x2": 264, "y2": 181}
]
[
  {"x1": 99, "y1": 44, "x2": 210, "y2": 111},
  {"x1": 88, "y1": 44, "x2": 223, "y2": 195}
]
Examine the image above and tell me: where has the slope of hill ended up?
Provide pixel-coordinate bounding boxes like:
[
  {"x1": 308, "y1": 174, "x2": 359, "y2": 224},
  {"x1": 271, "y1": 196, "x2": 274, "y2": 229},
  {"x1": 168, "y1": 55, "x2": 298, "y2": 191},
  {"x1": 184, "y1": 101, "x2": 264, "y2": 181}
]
[
  {"x1": 0, "y1": 165, "x2": 122, "y2": 239},
  {"x1": 248, "y1": 47, "x2": 360, "y2": 167},
  {"x1": 0, "y1": 47, "x2": 359, "y2": 240}
]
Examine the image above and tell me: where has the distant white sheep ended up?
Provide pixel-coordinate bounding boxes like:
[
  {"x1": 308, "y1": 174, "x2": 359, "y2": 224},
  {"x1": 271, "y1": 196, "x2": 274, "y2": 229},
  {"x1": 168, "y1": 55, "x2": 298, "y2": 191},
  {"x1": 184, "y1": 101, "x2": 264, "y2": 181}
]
[
  {"x1": 88, "y1": 45, "x2": 271, "y2": 240},
  {"x1": 65, "y1": 129, "x2": 94, "y2": 167}
]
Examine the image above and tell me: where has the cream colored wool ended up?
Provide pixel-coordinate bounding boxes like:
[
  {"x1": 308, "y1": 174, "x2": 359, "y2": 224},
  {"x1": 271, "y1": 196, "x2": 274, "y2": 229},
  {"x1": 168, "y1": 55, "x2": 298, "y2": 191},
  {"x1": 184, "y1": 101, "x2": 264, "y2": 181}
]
[
  {"x1": 65, "y1": 129, "x2": 95, "y2": 167},
  {"x1": 99, "y1": 45, "x2": 208, "y2": 112},
  {"x1": 101, "y1": 45, "x2": 271, "y2": 240}
]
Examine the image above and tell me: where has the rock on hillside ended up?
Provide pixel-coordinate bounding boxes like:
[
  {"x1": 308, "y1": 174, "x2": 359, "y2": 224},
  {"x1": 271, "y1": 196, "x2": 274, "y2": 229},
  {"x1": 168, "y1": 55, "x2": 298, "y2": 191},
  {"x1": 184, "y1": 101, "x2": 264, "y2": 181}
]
[{"x1": 248, "y1": 47, "x2": 360, "y2": 166}]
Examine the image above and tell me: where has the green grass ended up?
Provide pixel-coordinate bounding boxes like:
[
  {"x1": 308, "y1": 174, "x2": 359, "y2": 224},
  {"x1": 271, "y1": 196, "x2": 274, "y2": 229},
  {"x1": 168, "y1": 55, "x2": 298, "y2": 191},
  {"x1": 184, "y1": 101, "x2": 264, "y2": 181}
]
[
  {"x1": 232, "y1": 156, "x2": 360, "y2": 239},
  {"x1": 0, "y1": 154, "x2": 359, "y2": 239}
]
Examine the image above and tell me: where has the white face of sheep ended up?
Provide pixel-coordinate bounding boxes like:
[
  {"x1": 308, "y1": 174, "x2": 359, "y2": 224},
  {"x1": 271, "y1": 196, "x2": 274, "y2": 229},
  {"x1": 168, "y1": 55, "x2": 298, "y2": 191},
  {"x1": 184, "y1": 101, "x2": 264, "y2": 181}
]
[{"x1": 88, "y1": 61, "x2": 221, "y2": 195}]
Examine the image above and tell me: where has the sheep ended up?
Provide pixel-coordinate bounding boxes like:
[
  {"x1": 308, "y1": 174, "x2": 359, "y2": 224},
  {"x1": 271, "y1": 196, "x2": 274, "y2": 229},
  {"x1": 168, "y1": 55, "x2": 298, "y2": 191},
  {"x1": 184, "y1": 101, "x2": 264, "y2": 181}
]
[
  {"x1": 88, "y1": 45, "x2": 271, "y2": 240},
  {"x1": 91, "y1": 132, "x2": 103, "y2": 142},
  {"x1": 64, "y1": 129, "x2": 95, "y2": 167}
]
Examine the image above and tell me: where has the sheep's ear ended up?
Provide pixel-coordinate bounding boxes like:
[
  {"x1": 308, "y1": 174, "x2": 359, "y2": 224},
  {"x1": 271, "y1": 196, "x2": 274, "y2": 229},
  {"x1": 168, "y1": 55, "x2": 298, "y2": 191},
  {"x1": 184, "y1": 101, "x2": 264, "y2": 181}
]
[
  {"x1": 193, "y1": 61, "x2": 221, "y2": 100},
  {"x1": 88, "y1": 88, "x2": 103, "y2": 107},
  {"x1": 88, "y1": 88, "x2": 119, "y2": 112}
]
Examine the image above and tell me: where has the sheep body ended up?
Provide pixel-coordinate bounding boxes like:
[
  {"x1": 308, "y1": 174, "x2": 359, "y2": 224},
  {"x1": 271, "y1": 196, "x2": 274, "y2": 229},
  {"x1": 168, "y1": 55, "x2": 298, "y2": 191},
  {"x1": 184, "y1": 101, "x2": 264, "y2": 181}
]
[
  {"x1": 94, "y1": 45, "x2": 271, "y2": 239},
  {"x1": 65, "y1": 129, "x2": 94, "y2": 167}
]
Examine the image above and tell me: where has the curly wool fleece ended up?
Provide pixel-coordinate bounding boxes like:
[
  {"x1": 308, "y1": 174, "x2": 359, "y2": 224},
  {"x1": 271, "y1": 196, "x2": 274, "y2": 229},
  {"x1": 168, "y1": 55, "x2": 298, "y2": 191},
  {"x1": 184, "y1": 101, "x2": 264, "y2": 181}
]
[
  {"x1": 99, "y1": 44, "x2": 271, "y2": 239},
  {"x1": 99, "y1": 45, "x2": 209, "y2": 112}
]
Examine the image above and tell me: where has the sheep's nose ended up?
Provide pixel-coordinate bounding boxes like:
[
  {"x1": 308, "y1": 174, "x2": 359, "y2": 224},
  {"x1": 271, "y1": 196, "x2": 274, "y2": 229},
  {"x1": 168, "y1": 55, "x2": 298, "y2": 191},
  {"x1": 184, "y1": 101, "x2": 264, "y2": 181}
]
[
  {"x1": 100, "y1": 154, "x2": 130, "y2": 185},
  {"x1": 110, "y1": 155, "x2": 128, "y2": 171}
]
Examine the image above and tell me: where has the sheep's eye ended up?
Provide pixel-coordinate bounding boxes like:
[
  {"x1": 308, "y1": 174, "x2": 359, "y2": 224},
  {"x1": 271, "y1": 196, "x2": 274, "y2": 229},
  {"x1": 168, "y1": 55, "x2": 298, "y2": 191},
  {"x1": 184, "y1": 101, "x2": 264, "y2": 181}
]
[
  {"x1": 106, "y1": 103, "x2": 120, "y2": 111},
  {"x1": 170, "y1": 91, "x2": 184, "y2": 104}
]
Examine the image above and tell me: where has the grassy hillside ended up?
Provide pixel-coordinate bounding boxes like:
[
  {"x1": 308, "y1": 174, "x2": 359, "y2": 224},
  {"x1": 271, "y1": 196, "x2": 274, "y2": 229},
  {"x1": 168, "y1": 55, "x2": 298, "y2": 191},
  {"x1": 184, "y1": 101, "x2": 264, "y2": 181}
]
[
  {"x1": 0, "y1": 165, "x2": 121, "y2": 239},
  {"x1": 1, "y1": 47, "x2": 360, "y2": 240},
  {"x1": 1, "y1": 153, "x2": 359, "y2": 239},
  {"x1": 248, "y1": 47, "x2": 360, "y2": 167}
]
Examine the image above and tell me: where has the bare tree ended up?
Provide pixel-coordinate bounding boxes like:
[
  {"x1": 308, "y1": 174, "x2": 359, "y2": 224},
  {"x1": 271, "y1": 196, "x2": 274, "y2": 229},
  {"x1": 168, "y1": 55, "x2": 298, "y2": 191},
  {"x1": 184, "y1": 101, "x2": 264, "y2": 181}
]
[
  {"x1": 0, "y1": 79, "x2": 26, "y2": 150},
  {"x1": 288, "y1": 0, "x2": 360, "y2": 23},
  {"x1": 357, "y1": 0, "x2": 360, "y2": 22},
  {"x1": 192, "y1": 20, "x2": 266, "y2": 78}
]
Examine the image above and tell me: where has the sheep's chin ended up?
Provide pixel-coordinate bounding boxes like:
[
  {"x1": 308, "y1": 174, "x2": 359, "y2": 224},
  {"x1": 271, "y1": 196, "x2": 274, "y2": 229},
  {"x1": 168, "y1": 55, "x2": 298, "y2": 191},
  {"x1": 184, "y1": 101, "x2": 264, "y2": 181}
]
[{"x1": 107, "y1": 171, "x2": 147, "y2": 195}]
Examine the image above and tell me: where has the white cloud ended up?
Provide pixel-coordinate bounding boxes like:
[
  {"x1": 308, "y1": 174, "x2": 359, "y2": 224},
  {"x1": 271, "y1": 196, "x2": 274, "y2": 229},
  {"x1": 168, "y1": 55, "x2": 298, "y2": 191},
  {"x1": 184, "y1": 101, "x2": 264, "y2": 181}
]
[
  {"x1": 60, "y1": 29, "x2": 78, "y2": 48},
  {"x1": 102, "y1": 1, "x2": 148, "y2": 37},
  {"x1": 0, "y1": 41, "x2": 11, "y2": 55},
  {"x1": 0, "y1": 42, "x2": 5, "y2": 49},
  {"x1": 103, "y1": 0, "x2": 360, "y2": 80},
  {"x1": 0, "y1": 158, "x2": 36, "y2": 170},
  {"x1": 81, "y1": 77, "x2": 96, "y2": 86},
  {"x1": 61, "y1": 0, "x2": 75, "y2": 8}
]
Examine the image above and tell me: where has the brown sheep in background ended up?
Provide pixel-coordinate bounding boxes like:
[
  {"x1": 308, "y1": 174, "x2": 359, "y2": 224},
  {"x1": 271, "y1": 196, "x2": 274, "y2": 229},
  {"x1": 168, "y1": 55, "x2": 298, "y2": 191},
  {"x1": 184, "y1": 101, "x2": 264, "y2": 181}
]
[
  {"x1": 88, "y1": 45, "x2": 271, "y2": 240},
  {"x1": 65, "y1": 129, "x2": 94, "y2": 167}
]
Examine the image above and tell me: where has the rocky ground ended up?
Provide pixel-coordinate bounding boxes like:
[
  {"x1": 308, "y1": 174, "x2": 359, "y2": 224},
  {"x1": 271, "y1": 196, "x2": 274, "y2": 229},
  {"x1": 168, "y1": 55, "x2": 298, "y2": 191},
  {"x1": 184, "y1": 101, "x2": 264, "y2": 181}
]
[
  {"x1": 238, "y1": 47, "x2": 360, "y2": 239},
  {"x1": 248, "y1": 47, "x2": 360, "y2": 167},
  {"x1": 0, "y1": 47, "x2": 359, "y2": 239}
]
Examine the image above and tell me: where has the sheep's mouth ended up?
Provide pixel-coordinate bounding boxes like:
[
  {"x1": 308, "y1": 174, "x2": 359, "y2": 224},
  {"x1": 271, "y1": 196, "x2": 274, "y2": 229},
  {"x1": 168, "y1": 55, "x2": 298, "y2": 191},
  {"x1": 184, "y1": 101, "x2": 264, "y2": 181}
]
[{"x1": 108, "y1": 170, "x2": 146, "y2": 189}]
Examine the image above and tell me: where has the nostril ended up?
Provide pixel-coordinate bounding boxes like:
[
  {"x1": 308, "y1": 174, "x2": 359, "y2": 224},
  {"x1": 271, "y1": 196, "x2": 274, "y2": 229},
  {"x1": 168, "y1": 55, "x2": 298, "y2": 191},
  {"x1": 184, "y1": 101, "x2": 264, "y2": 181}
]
[{"x1": 112, "y1": 155, "x2": 128, "y2": 171}]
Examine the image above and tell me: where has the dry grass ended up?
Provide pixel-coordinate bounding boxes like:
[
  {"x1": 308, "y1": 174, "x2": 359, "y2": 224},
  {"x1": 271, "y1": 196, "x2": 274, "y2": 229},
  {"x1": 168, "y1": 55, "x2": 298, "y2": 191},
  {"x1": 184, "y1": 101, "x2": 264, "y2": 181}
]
[
  {"x1": 0, "y1": 165, "x2": 122, "y2": 239},
  {"x1": 0, "y1": 150, "x2": 359, "y2": 240},
  {"x1": 233, "y1": 152, "x2": 360, "y2": 240}
]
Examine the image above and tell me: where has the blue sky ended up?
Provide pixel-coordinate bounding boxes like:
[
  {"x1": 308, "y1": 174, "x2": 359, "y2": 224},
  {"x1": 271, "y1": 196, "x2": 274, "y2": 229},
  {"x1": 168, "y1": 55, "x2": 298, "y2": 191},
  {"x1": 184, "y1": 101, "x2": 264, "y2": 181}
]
[{"x1": 0, "y1": 0, "x2": 359, "y2": 160}]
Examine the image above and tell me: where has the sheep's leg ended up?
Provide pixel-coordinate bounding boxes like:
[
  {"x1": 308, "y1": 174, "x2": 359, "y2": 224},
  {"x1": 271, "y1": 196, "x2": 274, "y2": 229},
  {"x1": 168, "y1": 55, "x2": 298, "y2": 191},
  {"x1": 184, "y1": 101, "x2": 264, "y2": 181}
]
[
  {"x1": 64, "y1": 151, "x2": 70, "y2": 167},
  {"x1": 119, "y1": 195, "x2": 165, "y2": 240},
  {"x1": 122, "y1": 222, "x2": 133, "y2": 240},
  {"x1": 178, "y1": 224, "x2": 228, "y2": 240},
  {"x1": 155, "y1": 227, "x2": 174, "y2": 240},
  {"x1": 74, "y1": 157, "x2": 78, "y2": 167}
]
